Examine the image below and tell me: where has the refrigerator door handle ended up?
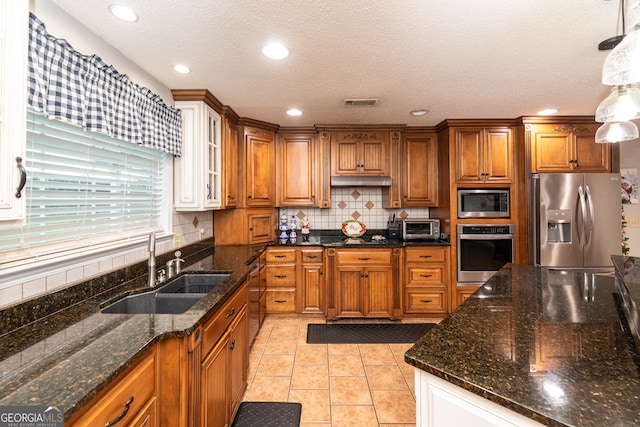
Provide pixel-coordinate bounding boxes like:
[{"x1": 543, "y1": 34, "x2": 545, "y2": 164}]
[
  {"x1": 584, "y1": 185, "x2": 595, "y2": 247},
  {"x1": 577, "y1": 185, "x2": 587, "y2": 250}
]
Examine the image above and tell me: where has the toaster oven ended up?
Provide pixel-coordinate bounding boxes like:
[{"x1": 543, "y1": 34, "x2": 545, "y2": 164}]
[{"x1": 401, "y1": 219, "x2": 441, "y2": 241}]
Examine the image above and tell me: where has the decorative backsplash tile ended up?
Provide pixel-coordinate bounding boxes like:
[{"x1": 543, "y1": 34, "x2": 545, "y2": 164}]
[{"x1": 280, "y1": 187, "x2": 431, "y2": 230}]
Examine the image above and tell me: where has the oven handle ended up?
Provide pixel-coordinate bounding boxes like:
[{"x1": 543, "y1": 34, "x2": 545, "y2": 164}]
[{"x1": 457, "y1": 234, "x2": 513, "y2": 240}]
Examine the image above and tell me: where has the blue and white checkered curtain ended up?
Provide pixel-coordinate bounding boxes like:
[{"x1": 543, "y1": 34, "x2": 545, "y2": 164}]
[{"x1": 27, "y1": 13, "x2": 182, "y2": 156}]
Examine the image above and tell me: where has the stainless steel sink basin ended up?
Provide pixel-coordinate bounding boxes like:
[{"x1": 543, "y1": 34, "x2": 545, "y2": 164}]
[
  {"x1": 101, "y1": 272, "x2": 231, "y2": 314},
  {"x1": 156, "y1": 273, "x2": 231, "y2": 294}
]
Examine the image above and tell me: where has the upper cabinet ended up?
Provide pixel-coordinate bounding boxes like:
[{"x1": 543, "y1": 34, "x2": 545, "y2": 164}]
[
  {"x1": 221, "y1": 107, "x2": 240, "y2": 208},
  {"x1": 173, "y1": 100, "x2": 222, "y2": 211},
  {"x1": 454, "y1": 127, "x2": 513, "y2": 184},
  {"x1": 528, "y1": 122, "x2": 611, "y2": 172},
  {"x1": 330, "y1": 130, "x2": 390, "y2": 176},
  {"x1": 0, "y1": 0, "x2": 27, "y2": 222},
  {"x1": 401, "y1": 131, "x2": 438, "y2": 206},
  {"x1": 276, "y1": 129, "x2": 322, "y2": 207},
  {"x1": 240, "y1": 122, "x2": 277, "y2": 207}
]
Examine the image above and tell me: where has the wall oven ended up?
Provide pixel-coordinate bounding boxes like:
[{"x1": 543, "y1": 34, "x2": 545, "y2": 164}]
[
  {"x1": 457, "y1": 189, "x2": 510, "y2": 218},
  {"x1": 457, "y1": 224, "x2": 514, "y2": 283}
]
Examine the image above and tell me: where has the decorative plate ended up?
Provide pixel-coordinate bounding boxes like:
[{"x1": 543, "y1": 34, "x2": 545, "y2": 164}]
[{"x1": 341, "y1": 220, "x2": 366, "y2": 238}]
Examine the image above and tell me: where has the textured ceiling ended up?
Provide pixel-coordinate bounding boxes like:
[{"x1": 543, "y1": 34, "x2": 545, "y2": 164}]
[{"x1": 50, "y1": 0, "x2": 622, "y2": 127}]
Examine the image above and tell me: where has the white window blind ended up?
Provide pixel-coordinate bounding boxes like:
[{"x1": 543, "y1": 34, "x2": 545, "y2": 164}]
[{"x1": 0, "y1": 110, "x2": 165, "y2": 257}]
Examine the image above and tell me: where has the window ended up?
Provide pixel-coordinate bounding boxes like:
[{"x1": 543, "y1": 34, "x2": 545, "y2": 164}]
[{"x1": 0, "y1": 110, "x2": 165, "y2": 262}]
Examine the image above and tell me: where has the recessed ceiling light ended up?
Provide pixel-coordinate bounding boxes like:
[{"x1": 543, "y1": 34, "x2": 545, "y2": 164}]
[
  {"x1": 109, "y1": 4, "x2": 139, "y2": 22},
  {"x1": 173, "y1": 64, "x2": 191, "y2": 74},
  {"x1": 537, "y1": 108, "x2": 558, "y2": 115},
  {"x1": 286, "y1": 109, "x2": 303, "y2": 116},
  {"x1": 262, "y1": 42, "x2": 290, "y2": 60},
  {"x1": 410, "y1": 109, "x2": 429, "y2": 116}
]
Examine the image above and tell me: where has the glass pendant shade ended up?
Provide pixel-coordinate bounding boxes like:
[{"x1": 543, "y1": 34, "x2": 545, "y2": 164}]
[
  {"x1": 595, "y1": 121, "x2": 639, "y2": 143},
  {"x1": 595, "y1": 84, "x2": 640, "y2": 122},
  {"x1": 602, "y1": 30, "x2": 640, "y2": 85}
]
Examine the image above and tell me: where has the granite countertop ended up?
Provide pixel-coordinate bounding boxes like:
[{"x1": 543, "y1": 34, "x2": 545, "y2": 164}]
[
  {"x1": 0, "y1": 244, "x2": 259, "y2": 421},
  {"x1": 405, "y1": 264, "x2": 640, "y2": 427},
  {"x1": 272, "y1": 230, "x2": 450, "y2": 247}
]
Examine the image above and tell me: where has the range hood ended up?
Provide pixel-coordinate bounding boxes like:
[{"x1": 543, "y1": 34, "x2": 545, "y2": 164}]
[{"x1": 330, "y1": 176, "x2": 392, "y2": 187}]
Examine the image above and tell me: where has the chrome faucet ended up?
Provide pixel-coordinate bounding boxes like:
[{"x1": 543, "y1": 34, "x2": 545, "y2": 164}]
[{"x1": 148, "y1": 232, "x2": 156, "y2": 287}]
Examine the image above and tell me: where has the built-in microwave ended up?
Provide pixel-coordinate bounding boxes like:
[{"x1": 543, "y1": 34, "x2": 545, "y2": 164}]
[{"x1": 457, "y1": 189, "x2": 510, "y2": 218}]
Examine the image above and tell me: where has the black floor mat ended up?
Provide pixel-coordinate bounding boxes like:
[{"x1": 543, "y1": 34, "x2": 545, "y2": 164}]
[
  {"x1": 306, "y1": 323, "x2": 436, "y2": 344},
  {"x1": 231, "y1": 402, "x2": 302, "y2": 427}
]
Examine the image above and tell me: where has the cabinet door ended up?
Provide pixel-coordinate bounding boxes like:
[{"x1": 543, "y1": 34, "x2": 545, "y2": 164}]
[
  {"x1": 454, "y1": 128, "x2": 484, "y2": 183},
  {"x1": 222, "y1": 113, "x2": 239, "y2": 208},
  {"x1": 364, "y1": 266, "x2": 393, "y2": 318},
  {"x1": 402, "y1": 134, "x2": 438, "y2": 206},
  {"x1": 248, "y1": 211, "x2": 274, "y2": 244},
  {"x1": 300, "y1": 262, "x2": 324, "y2": 314},
  {"x1": 201, "y1": 333, "x2": 229, "y2": 427},
  {"x1": 573, "y1": 124, "x2": 611, "y2": 171},
  {"x1": 331, "y1": 131, "x2": 389, "y2": 175},
  {"x1": 228, "y1": 306, "x2": 248, "y2": 421},
  {"x1": 333, "y1": 140, "x2": 360, "y2": 174},
  {"x1": 335, "y1": 267, "x2": 365, "y2": 317},
  {"x1": 532, "y1": 125, "x2": 573, "y2": 171},
  {"x1": 277, "y1": 133, "x2": 319, "y2": 206},
  {"x1": 245, "y1": 128, "x2": 275, "y2": 206},
  {"x1": 484, "y1": 128, "x2": 512, "y2": 182},
  {"x1": 360, "y1": 139, "x2": 387, "y2": 174}
]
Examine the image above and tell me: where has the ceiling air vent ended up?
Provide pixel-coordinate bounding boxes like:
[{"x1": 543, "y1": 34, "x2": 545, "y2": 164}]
[{"x1": 344, "y1": 98, "x2": 379, "y2": 106}]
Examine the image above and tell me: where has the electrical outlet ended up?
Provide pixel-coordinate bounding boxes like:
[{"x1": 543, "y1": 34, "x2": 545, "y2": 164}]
[
  {"x1": 173, "y1": 234, "x2": 182, "y2": 247},
  {"x1": 629, "y1": 218, "x2": 640, "y2": 228}
]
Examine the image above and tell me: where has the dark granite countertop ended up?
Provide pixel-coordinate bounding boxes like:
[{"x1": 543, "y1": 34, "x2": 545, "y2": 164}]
[
  {"x1": 272, "y1": 229, "x2": 450, "y2": 247},
  {"x1": 405, "y1": 264, "x2": 640, "y2": 426},
  {"x1": 0, "y1": 243, "x2": 259, "y2": 421}
]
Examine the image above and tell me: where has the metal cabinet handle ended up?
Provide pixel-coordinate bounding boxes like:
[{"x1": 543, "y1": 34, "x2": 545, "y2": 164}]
[
  {"x1": 15, "y1": 157, "x2": 26, "y2": 198},
  {"x1": 275, "y1": 275, "x2": 287, "y2": 278},
  {"x1": 419, "y1": 255, "x2": 432, "y2": 259},
  {"x1": 357, "y1": 257, "x2": 371, "y2": 260},
  {"x1": 275, "y1": 255, "x2": 287, "y2": 258},
  {"x1": 225, "y1": 306, "x2": 236, "y2": 318},
  {"x1": 420, "y1": 274, "x2": 433, "y2": 278},
  {"x1": 104, "y1": 396, "x2": 134, "y2": 427},
  {"x1": 275, "y1": 299, "x2": 287, "y2": 303},
  {"x1": 229, "y1": 339, "x2": 236, "y2": 350},
  {"x1": 307, "y1": 255, "x2": 318, "y2": 259},
  {"x1": 420, "y1": 299, "x2": 433, "y2": 303}
]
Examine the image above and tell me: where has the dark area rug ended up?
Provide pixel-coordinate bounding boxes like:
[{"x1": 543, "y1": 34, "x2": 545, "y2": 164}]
[
  {"x1": 306, "y1": 323, "x2": 436, "y2": 344},
  {"x1": 231, "y1": 401, "x2": 302, "y2": 427}
]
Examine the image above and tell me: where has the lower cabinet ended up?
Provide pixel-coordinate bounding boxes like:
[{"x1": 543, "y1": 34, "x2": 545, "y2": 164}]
[
  {"x1": 264, "y1": 247, "x2": 297, "y2": 314},
  {"x1": 299, "y1": 248, "x2": 325, "y2": 315},
  {"x1": 403, "y1": 247, "x2": 450, "y2": 316},
  {"x1": 67, "y1": 347, "x2": 158, "y2": 427},
  {"x1": 328, "y1": 248, "x2": 400, "y2": 319}
]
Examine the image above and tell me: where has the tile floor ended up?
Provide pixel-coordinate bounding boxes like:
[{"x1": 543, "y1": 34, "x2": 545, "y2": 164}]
[{"x1": 242, "y1": 315, "x2": 441, "y2": 427}]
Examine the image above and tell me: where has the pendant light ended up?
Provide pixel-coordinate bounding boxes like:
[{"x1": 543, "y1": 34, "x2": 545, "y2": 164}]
[{"x1": 595, "y1": 120, "x2": 639, "y2": 143}]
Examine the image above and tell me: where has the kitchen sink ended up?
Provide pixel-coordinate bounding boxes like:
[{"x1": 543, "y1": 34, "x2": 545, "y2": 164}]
[
  {"x1": 156, "y1": 273, "x2": 231, "y2": 294},
  {"x1": 101, "y1": 272, "x2": 231, "y2": 314}
]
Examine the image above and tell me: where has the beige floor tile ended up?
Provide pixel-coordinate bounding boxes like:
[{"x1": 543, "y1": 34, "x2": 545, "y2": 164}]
[
  {"x1": 291, "y1": 364, "x2": 329, "y2": 389},
  {"x1": 264, "y1": 336, "x2": 298, "y2": 354},
  {"x1": 300, "y1": 424, "x2": 331, "y2": 427},
  {"x1": 328, "y1": 343, "x2": 360, "y2": 355},
  {"x1": 358, "y1": 344, "x2": 396, "y2": 365},
  {"x1": 371, "y1": 390, "x2": 416, "y2": 424},
  {"x1": 289, "y1": 389, "x2": 331, "y2": 423},
  {"x1": 329, "y1": 354, "x2": 365, "y2": 376},
  {"x1": 329, "y1": 376, "x2": 373, "y2": 405},
  {"x1": 244, "y1": 376, "x2": 291, "y2": 401},
  {"x1": 331, "y1": 405, "x2": 378, "y2": 427},
  {"x1": 255, "y1": 353, "x2": 295, "y2": 376},
  {"x1": 295, "y1": 344, "x2": 328, "y2": 365},
  {"x1": 365, "y1": 365, "x2": 408, "y2": 391},
  {"x1": 394, "y1": 354, "x2": 415, "y2": 377},
  {"x1": 388, "y1": 343, "x2": 412, "y2": 355}
]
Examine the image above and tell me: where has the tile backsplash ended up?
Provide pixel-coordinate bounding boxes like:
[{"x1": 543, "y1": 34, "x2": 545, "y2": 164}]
[{"x1": 280, "y1": 187, "x2": 431, "y2": 230}]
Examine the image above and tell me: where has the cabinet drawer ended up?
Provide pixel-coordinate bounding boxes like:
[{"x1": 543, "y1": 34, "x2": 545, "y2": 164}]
[
  {"x1": 405, "y1": 247, "x2": 447, "y2": 263},
  {"x1": 336, "y1": 249, "x2": 391, "y2": 265},
  {"x1": 405, "y1": 289, "x2": 447, "y2": 313},
  {"x1": 266, "y1": 265, "x2": 296, "y2": 287},
  {"x1": 202, "y1": 285, "x2": 248, "y2": 358},
  {"x1": 69, "y1": 348, "x2": 156, "y2": 427},
  {"x1": 265, "y1": 289, "x2": 296, "y2": 313},
  {"x1": 301, "y1": 248, "x2": 323, "y2": 263},
  {"x1": 266, "y1": 248, "x2": 296, "y2": 263},
  {"x1": 407, "y1": 265, "x2": 446, "y2": 286}
]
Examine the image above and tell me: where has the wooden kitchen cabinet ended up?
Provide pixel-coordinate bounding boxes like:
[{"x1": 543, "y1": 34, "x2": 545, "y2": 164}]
[
  {"x1": 403, "y1": 246, "x2": 450, "y2": 316},
  {"x1": 299, "y1": 248, "x2": 325, "y2": 314},
  {"x1": 241, "y1": 123, "x2": 276, "y2": 207},
  {"x1": 454, "y1": 127, "x2": 513, "y2": 184},
  {"x1": 402, "y1": 132, "x2": 439, "y2": 206},
  {"x1": 67, "y1": 347, "x2": 158, "y2": 427},
  {"x1": 221, "y1": 107, "x2": 240, "y2": 208},
  {"x1": 330, "y1": 130, "x2": 390, "y2": 175},
  {"x1": 264, "y1": 247, "x2": 297, "y2": 313},
  {"x1": 529, "y1": 122, "x2": 611, "y2": 172},
  {"x1": 331, "y1": 248, "x2": 396, "y2": 319},
  {"x1": 277, "y1": 129, "x2": 324, "y2": 207},
  {"x1": 213, "y1": 207, "x2": 275, "y2": 244},
  {"x1": 173, "y1": 97, "x2": 222, "y2": 211}
]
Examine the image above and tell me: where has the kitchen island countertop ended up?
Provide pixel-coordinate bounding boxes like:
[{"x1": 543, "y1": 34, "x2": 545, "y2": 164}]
[{"x1": 405, "y1": 264, "x2": 640, "y2": 426}]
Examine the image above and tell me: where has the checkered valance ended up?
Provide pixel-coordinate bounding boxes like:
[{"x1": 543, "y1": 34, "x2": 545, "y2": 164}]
[{"x1": 27, "y1": 13, "x2": 182, "y2": 156}]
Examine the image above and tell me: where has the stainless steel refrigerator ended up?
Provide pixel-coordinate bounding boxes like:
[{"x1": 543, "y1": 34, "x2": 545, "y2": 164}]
[{"x1": 531, "y1": 173, "x2": 621, "y2": 268}]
